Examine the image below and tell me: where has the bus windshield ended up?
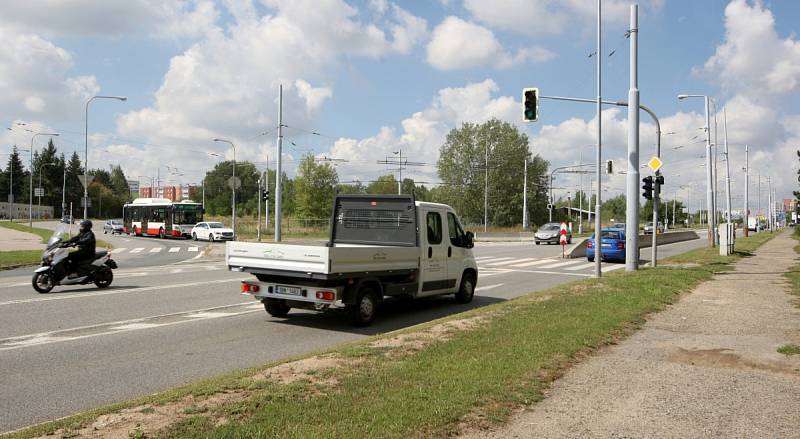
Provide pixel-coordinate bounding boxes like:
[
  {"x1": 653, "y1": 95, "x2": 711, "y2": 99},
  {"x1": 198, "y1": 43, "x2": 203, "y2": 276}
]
[{"x1": 173, "y1": 204, "x2": 203, "y2": 225}]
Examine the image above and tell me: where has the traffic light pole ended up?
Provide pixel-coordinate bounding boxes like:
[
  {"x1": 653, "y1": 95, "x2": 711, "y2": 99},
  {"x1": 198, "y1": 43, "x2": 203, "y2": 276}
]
[
  {"x1": 652, "y1": 173, "x2": 659, "y2": 267},
  {"x1": 257, "y1": 176, "x2": 262, "y2": 242},
  {"x1": 626, "y1": 4, "x2": 640, "y2": 271}
]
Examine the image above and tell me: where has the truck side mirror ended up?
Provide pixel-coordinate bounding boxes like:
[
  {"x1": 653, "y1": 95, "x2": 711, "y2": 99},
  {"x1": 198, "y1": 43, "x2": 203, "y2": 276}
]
[{"x1": 465, "y1": 231, "x2": 474, "y2": 249}]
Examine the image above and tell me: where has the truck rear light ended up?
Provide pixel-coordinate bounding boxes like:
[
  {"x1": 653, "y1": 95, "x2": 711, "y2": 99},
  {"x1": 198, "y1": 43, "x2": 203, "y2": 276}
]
[
  {"x1": 241, "y1": 283, "x2": 260, "y2": 293},
  {"x1": 616, "y1": 241, "x2": 625, "y2": 250},
  {"x1": 315, "y1": 290, "x2": 335, "y2": 301}
]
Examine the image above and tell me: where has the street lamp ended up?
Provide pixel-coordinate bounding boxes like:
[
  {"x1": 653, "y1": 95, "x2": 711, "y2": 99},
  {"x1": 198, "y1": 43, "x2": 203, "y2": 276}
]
[
  {"x1": 677, "y1": 93, "x2": 715, "y2": 247},
  {"x1": 85, "y1": 95, "x2": 126, "y2": 219},
  {"x1": 213, "y1": 138, "x2": 236, "y2": 239},
  {"x1": 27, "y1": 131, "x2": 59, "y2": 226}
]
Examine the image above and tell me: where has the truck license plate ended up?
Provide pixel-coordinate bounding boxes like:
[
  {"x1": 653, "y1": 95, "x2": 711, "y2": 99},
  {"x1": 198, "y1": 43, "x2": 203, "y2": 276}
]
[{"x1": 276, "y1": 285, "x2": 301, "y2": 296}]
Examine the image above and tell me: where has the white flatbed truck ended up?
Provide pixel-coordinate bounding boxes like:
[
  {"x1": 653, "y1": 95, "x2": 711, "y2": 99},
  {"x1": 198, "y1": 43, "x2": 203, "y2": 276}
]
[{"x1": 226, "y1": 195, "x2": 478, "y2": 326}]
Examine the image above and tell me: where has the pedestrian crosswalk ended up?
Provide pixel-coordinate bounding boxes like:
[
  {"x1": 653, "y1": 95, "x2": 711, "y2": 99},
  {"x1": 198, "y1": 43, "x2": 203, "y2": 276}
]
[
  {"x1": 108, "y1": 246, "x2": 201, "y2": 256},
  {"x1": 476, "y1": 255, "x2": 625, "y2": 275}
]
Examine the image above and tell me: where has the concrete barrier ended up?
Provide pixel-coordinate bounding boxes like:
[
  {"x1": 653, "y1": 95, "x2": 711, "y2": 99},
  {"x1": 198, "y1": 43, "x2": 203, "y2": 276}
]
[{"x1": 565, "y1": 230, "x2": 700, "y2": 258}]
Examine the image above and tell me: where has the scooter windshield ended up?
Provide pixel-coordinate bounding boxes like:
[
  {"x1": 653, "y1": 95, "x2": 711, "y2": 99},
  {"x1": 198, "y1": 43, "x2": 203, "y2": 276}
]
[{"x1": 48, "y1": 224, "x2": 71, "y2": 247}]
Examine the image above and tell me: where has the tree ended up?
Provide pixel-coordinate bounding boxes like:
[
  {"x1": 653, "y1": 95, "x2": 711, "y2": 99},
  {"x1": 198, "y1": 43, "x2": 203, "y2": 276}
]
[
  {"x1": 109, "y1": 165, "x2": 130, "y2": 200},
  {"x1": 436, "y1": 119, "x2": 549, "y2": 227},
  {"x1": 795, "y1": 150, "x2": 800, "y2": 202},
  {"x1": 200, "y1": 160, "x2": 261, "y2": 216},
  {"x1": 1, "y1": 146, "x2": 27, "y2": 204},
  {"x1": 294, "y1": 154, "x2": 338, "y2": 218},
  {"x1": 366, "y1": 175, "x2": 398, "y2": 194},
  {"x1": 64, "y1": 152, "x2": 83, "y2": 216}
]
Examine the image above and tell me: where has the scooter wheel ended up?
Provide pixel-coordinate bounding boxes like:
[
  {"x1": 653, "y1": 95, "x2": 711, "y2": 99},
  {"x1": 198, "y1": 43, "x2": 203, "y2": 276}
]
[
  {"x1": 94, "y1": 268, "x2": 113, "y2": 289},
  {"x1": 32, "y1": 271, "x2": 54, "y2": 294}
]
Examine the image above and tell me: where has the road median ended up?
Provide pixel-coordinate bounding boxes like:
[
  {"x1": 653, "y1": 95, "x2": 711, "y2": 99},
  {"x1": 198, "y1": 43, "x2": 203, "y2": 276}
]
[
  {"x1": 0, "y1": 222, "x2": 112, "y2": 270},
  {"x1": 3, "y1": 231, "x2": 778, "y2": 439}
]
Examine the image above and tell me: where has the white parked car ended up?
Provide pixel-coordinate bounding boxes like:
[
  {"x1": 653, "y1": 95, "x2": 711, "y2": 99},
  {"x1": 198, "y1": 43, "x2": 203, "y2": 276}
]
[{"x1": 191, "y1": 222, "x2": 234, "y2": 242}]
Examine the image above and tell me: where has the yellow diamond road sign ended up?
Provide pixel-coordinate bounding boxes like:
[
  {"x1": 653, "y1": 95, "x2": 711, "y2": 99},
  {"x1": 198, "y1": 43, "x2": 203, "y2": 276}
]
[{"x1": 647, "y1": 156, "x2": 663, "y2": 173}]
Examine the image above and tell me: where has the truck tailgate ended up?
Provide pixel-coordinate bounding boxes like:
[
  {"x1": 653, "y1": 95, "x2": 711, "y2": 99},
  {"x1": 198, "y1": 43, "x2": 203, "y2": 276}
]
[
  {"x1": 226, "y1": 241, "x2": 330, "y2": 274},
  {"x1": 328, "y1": 245, "x2": 419, "y2": 273}
]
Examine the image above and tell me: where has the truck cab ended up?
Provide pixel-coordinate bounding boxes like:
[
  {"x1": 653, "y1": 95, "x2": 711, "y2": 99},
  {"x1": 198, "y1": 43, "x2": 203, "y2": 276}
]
[{"x1": 226, "y1": 195, "x2": 477, "y2": 326}]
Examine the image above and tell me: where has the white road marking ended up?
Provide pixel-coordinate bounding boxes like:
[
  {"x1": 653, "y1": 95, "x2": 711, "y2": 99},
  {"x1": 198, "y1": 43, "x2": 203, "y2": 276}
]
[
  {"x1": 169, "y1": 247, "x2": 181, "y2": 253},
  {"x1": 149, "y1": 247, "x2": 162, "y2": 253},
  {"x1": 111, "y1": 248, "x2": 126, "y2": 253},
  {"x1": 129, "y1": 248, "x2": 144, "y2": 253},
  {"x1": 507, "y1": 259, "x2": 557, "y2": 268},
  {"x1": 474, "y1": 256, "x2": 495, "y2": 261},
  {"x1": 0, "y1": 303, "x2": 261, "y2": 352},
  {"x1": 0, "y1": 278, "x2": 238, "y2": 307},
  {"x1": 537, "y1": 259, "x2": 586, "y2": 269},
  {"x1": 475, "y1": 257, "x2": 515, "y2": 264},
  {"x1": 565, "y1": 262, "x2": 596, "y2": 271},
  {"x1": 485, "y1": 258, "x2": 535, "y2": 266},
  {"x1": 475, "y1": 283, "x2": 504, "y2": 292},
  {"x1": 188, "y1": 247, "x2": 199, "y2": 252}
]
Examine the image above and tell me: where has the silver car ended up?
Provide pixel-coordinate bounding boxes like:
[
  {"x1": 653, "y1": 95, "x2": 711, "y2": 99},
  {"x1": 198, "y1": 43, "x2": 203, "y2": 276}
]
[
  {"x1": 535, "y1": 222, "x2": 572, "y2": 245},
  {"x1": 103, "y1": 219, "x2": 124, "y2": 235}
]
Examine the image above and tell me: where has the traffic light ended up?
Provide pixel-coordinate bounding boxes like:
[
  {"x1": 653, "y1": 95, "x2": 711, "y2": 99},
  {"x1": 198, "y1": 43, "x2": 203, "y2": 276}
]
[
  {"x1": 606, "y1": 160, "x2": 613, "y2": 174},
  {"x1": 642, "y1": 176, "x2": 654, "y2": 200},
  {"x1": 262, "y1": 189, "x2": 270, "y2": 201},
  {"x1": 523, "y1": 87, "x2": 539, "y2": 122},
  {"x1": 655, "y1": 175, "x2": 664, "y2": 195}
]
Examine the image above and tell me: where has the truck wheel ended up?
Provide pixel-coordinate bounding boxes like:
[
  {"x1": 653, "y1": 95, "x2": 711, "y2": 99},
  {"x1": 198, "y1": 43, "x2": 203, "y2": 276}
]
[
  {"x1": 349, "y1": 288, "x2": 378, "y2": 327},
  {"x1": 264, "y1": 299, "x2": 290, "y2": 317},
  {"x1": 454, "y1": 273, "x2": 475, "y2": 304}
]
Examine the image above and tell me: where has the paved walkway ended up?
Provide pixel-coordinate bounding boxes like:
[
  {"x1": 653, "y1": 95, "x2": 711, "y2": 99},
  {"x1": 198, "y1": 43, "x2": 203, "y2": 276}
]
[
  {"x1": 0, "y1": 224, "x2": 45, "y2": 251},
  {"x1": 466, "y1": 230, "x2": 800, "y2": 438}
]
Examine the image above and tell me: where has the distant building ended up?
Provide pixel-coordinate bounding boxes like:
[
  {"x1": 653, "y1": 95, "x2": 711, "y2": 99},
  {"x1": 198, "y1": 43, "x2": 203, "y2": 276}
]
[
  {"x1": 137, "y1": 185, "x2": 195, "y2": 202},
  {"x1": 783, "y1": 198, "x2": 796, "y2": 213},
  {"x1": 127, "y1": 180, "x2": 139, "y2": 197}
]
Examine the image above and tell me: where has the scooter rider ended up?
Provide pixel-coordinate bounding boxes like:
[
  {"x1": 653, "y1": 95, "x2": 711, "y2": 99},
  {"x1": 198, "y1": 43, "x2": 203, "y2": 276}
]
[{"x1": 65, "y1": 219, "x2": 96, "y2": 276}]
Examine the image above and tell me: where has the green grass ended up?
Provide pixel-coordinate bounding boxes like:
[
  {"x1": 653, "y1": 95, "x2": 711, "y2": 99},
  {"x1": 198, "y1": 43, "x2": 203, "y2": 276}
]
[
  {"x1": 0, "y1": 222, "x2": 112, "y2": 269},
  {"x1": 2, "y1": 232, "x2": 778, "y2": 439},
  {"x1": 777, "y1": 344, "x2": 800, "y2": 356}
]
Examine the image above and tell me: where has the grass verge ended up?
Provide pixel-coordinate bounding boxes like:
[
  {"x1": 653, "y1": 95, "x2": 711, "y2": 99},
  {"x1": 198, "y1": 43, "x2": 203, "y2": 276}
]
[
  {"x1": 777, "y1": 344, "x2": 800, "y2": 356},
  {"x1": 0, "y1": 222, "x2": 112, "y2": 270},
  {"x1": 2, "y1": 232, "x2": 778, "y2": 439},
  {"x1": 785, "y1": 227, "x2": 800, "y2": 307}
]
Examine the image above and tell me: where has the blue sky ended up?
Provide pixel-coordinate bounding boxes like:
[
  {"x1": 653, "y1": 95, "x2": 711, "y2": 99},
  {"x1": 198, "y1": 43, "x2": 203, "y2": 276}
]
[{"x1": 2, "y1": 0, "x2": 799, "y2": 215}]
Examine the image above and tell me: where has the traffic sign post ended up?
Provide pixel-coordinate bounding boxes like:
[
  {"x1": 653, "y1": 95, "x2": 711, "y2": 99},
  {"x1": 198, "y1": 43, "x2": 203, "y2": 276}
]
[
  {"x1": 559, "y1": 222, "x2": 568, "y2": 258},
  {"x1": 647, "y1": 156, "x2": 663, "y2": 173},
  {"x1": 34, "y1": 188, "x2": 44, "y2": 197}
]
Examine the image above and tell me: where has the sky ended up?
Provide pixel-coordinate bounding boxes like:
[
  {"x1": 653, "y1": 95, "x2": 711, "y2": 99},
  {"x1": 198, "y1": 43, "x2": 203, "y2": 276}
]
[{"x1": 2, "y1": 0, "x2": 799, "y2": 216}]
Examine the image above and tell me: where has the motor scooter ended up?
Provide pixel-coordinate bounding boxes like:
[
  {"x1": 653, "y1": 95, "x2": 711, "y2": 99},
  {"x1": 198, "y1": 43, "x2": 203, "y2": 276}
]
[{"x1": 32, "y1": 224, "x2": 117, "y2": 294}]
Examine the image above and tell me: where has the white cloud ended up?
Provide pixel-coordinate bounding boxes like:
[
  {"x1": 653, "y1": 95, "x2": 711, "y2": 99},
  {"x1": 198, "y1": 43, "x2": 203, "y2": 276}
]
[
  {"x1": 294, "y1": 80, "x2": 333, "y2": 113},
  {"x1": 426, "y1": 17, "x2": 551, "y2": 70},
  {"x1": 0, "y1": 0, "x2": 218, "y2": 39},
  {"x1": 463, "y1": 0, "x2": 664, "y2": 36},
  {"x1": 0, "y1": 24, "x2": 100, "y2": 124},
  {"x1": 701, "y1": 0, "x2": 800, "y2": 96},
  {"x1": 326, "y1": 79, "x2": 518, "y2": 182}
]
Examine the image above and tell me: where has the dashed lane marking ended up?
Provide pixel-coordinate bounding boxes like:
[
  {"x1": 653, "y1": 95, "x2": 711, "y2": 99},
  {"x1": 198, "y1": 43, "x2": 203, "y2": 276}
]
[
  {"x1": 537, "y1": 260, "x2": 586, "y2": 269},
  {"x1": 169, "y1": 247, "x2": 181, "y2": 253}
]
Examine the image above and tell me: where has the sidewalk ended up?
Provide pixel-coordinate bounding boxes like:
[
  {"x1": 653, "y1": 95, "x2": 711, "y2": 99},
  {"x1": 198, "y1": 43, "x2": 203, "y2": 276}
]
[
  {"x1": 0, "y1": 224, "x2": 45, "y2": 251},
  {"x1": 466, "y1": 230, "x2": 800, "y2": 438}
]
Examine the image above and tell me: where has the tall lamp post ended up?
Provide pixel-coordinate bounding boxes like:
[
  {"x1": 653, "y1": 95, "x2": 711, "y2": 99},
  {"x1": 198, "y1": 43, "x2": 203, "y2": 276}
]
[
  {"x1": 213, "y1": 138, "x2": 237, "y2": 239},
  {"x1": 28, "y1": 132, "x2": 59, "y2": 226},
  {"x1": 677, "y1": 94, "x2": 715, "y2": 247},
  {"x1": 85, "y1": 95, "x2": 126, "y2": 219}
]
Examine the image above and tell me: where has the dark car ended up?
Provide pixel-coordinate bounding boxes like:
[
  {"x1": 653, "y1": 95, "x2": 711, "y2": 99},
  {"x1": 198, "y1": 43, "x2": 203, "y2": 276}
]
[
  {"x1": 586, "y1": 229, "x2": 626, "y2": 262},
  {"x1": 534, "y1": 222, "x2": 572, "y2": 245},
  {"x1": 60, "y1": 215, "x2": 73, "y2": 224},
  {"x1": 103, "y1": 219, "x2": 124, "y2": 235}
]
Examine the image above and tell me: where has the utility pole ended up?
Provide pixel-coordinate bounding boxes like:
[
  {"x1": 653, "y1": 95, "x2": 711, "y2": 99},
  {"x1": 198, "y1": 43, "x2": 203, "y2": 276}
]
[
  {"x1": 275, "y1": 84, "x2": 284, "y2": 242},
  {"x1": 257, "y1": 174, "x2": 262, "y2": 241},
  {"x1": 265, "y1": 156, "x2": 270, "y2": 234},
  {"x1": 594, "y1": 0, "x2": 603, "y2": 277},
  {"x1": 744, "y1": 145, "x2": 749, "y2": 237},
  {"x1": 705, "y1": 97, "x2": 715, "y2": 246},
  {"x1": 522, "y1": 154, "x2": 529, "y2": 229},
  {"x1": 484, "y1": 135, "x2": 489, "y2": 233},
  {"x1": 723, "y1": 107, "x2": 732, "y2": 223},
  {"x1": 767, "y1": 176, "x2": 772, "y2": 231},
  {"x1": 626, "y1": 3, "x2": 640, "y2": 271}
]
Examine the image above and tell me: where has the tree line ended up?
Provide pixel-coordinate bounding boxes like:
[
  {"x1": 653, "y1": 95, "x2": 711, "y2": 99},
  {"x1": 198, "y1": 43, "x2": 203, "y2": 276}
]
[{"x1": 0, "y1": 139, "x2": 132, "y2": 219}]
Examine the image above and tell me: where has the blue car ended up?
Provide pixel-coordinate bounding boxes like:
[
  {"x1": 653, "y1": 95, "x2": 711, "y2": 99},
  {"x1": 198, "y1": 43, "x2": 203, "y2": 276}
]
[{"x1": 587, "y1": 229, "x2": 626, "y2": 262}]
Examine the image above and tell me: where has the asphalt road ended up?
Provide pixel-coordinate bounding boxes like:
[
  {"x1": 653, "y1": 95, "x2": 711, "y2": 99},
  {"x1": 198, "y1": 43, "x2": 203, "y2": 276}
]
[{"x1": 0, "y1": 236, "x2": 706, "y2": 432}]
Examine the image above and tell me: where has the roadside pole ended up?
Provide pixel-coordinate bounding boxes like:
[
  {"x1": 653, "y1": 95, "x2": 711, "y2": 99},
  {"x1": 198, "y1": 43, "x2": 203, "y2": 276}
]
[
  {"x1": 744, "y1": 145, "x2": 749, "y2": 237},
  {"x1": 723, "y1": 107, "x2": 732, "y2": 223},
  {"x1": 523, "y1": 155, "x2": 528, "y2": 229},
  {"x1": 625, "y1": 4, "x2": 640, "y2": 271},
  {"x1": 275, "y1": 84, "x2": 283, "y2": 242},
  {"x1": 594, "y1": 0, "x2": 603, "y2": 277},
  {"x1": 257, "y1": 176, "x2": 262, "y2": 241}
]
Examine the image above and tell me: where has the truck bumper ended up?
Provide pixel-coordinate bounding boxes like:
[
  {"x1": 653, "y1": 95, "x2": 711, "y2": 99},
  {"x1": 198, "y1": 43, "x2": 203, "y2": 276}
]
[{"x1": 240, "y1": 280, "x2": 344, "y2": 308}]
